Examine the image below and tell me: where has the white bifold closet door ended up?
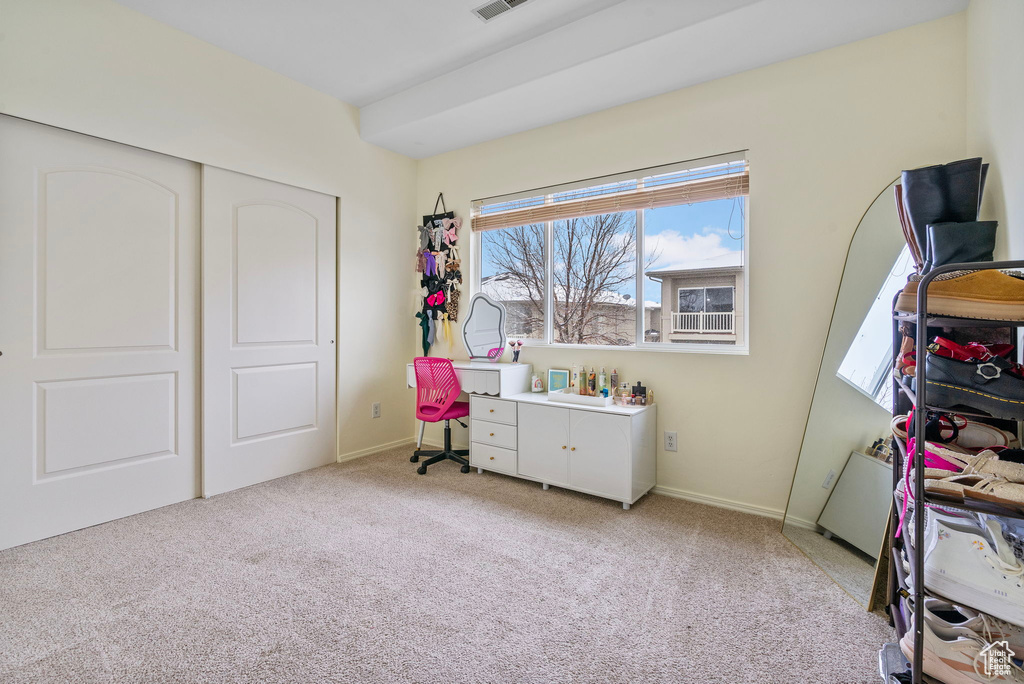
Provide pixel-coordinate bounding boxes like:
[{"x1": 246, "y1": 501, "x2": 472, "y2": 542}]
[
  {"x1": 0, "y1": 116, "x2": 200, "y2": 550},
  {"x1": 201, "y1": 166, "x2": 337, "y2": 497}
]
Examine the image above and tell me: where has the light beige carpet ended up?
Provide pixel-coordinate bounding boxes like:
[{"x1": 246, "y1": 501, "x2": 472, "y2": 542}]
[{"x1": 0, "y1": 446, "x2": 894, "y2": 683}]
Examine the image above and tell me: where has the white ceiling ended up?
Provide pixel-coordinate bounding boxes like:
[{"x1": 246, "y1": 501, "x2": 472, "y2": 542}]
[{"x1": 115, "y1": 0, "x2": 967, "y2": 158}]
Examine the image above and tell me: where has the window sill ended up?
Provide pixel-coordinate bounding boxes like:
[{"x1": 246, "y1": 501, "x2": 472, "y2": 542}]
[{"x1": 515, "y1": 341, "x2": 750, "y2": 356}]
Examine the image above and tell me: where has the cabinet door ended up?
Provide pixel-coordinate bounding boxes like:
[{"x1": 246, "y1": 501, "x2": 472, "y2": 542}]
[
  {"x1": 569, "y1": 411, "x2": 631, "y2": 500},
  {"x1": 517, "y1": 403, "x2": 570, "y2": 485}
]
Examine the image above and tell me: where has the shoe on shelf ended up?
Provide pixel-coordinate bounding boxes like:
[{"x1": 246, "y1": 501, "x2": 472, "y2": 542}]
[
  {"x1": 901, "y1": 158, "x2": 986, "y2": 272},
  {"x1": 894, "y1": 269, "x2": 1024, "y2": 320},
  {"x1": 920, "y1": 338, "x2": 1024, "y2": 421},
  {"x1": 926, "y1": 221, "x2": 998, "y2": 272},
  {"x1": 924, "y1": 473, "x2": 1024, "y2": 514},
  {"x1": 924, "y1": 596, "x2": 1024, "y2": 656},
  {"x1": 891, "y1": 411, "x2": 1018, "y2": 450},
  {"x1": 901, "y1": 598, "x2": 1024, "y2": 683},
  {"x1": 908, "y1": 439, "x2": 1024, "y2": 483},
  {"x1": 923, "y1": 512, "x2": 1024, "y2": 628}
]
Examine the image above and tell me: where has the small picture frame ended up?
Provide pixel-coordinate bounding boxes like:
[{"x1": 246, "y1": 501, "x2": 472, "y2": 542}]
[{"x1": 548, "y1": 369, "x2": 570, "y2": 393}]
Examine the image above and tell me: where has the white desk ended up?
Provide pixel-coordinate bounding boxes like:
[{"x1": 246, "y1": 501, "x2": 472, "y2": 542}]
[
  {"x1": 407, "y1": 361, "x2": 532, "y2": 449},
  {"x1": 405, "y1": 361, "x2": 532, "y2": 397},
  {"x1": 407, "y1": 363, "x2": 656, "y2": 509}
]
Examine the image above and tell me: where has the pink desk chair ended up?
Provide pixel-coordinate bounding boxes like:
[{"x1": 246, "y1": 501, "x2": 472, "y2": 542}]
[{"x1": 411, "y1": 357, "x2": 470, "y2": 475}]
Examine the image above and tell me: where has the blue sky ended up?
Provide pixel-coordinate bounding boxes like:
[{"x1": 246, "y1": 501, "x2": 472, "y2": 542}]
[
  {"x1": 479, "y1": 197, "x2": 745, "y2": 306},
  {"x1": 642, "y1": 197, "x2": 744, "y2": 304}
]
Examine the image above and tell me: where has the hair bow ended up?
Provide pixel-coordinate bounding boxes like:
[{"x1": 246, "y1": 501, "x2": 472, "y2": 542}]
[
  {"x1": 426, "y1": 290, "x2": 446, "y2": 307},
  {"x1": 442, "y1": 225, "x2": 458, "y2": 245},
  {"x1": 417, "y1": 225, "x2": 431, "y2": 250}
]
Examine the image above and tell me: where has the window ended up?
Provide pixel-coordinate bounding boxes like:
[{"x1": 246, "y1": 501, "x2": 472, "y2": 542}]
[{"x1": 473, "y1": 153, "x2": 748, "y2": 351}]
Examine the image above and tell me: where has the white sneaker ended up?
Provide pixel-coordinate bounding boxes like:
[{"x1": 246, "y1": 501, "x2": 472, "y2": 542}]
[
  {"x1": 924, "y1": 512, "x2": 1024, "y2": 627},
  {"x1": 925, "y1": 596, "x2": 1024, "y2": 655},
  {"x1": 901, "y1": 612, "x2": 1024, "y2": 683}
]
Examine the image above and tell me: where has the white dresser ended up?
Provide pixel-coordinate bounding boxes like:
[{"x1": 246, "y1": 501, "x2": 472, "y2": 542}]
[{"x1": 470, "y1": 393, "x2": 656, "y2": 509}]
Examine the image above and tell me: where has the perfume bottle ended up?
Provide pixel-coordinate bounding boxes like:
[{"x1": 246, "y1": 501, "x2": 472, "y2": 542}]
[
  {"x1": 610, "y1": 368, "x2": 618, "y2": 396},
  {"x1": 598, "y1": 367, "x2": 607, "y2": 394},
  {"x1": 571, "y1": 364, "x2": 579, "y2": 394}
]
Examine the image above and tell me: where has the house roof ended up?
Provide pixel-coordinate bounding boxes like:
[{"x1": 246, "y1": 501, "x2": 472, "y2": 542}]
[
  {"x1": 481, "y1": 274, "x2": 659, "y2": 308},
  {"x1": 644, "y1": 251, "x2": 743, "y2": 277}
]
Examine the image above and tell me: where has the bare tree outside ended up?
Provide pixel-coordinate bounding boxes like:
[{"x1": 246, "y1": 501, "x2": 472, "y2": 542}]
[{"x1": 482, "y1": 212, "x2": 659, "y2": 345}]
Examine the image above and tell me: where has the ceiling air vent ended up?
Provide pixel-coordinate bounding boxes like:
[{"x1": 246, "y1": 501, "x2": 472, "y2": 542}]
[{"x1": 473, "y1": 0, "x2": 533, "y2": 23}]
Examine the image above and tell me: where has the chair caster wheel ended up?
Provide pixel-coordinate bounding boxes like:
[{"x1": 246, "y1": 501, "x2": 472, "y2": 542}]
[
  {"x1": 461, "y1": 465, "x2": 470, "y2": 473},
  {"x1": 417, "y1": 465, "x2": 427, "y2": 475},
  {"x1": 410, "y1": 455, "x2": 419, "y2": 463}
]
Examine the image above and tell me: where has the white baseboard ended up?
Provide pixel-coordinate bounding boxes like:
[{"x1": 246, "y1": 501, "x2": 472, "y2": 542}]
[
  {"x1": 419, "y1": 438, "x2": 470, "y2": 450},
  {"x1": 782, "y1": 515, "x2": 824, "y2": 532},
  {"x1": 337, "y1": 437, "x2": 415, "y2": 463},
  {"x1": 651, "y1": 484, "x2": 785, "y2": 520}
]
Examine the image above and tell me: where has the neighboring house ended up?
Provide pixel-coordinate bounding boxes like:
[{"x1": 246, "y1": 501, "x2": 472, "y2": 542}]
[
  {"x1": 481, "y1": 274, "x2": 654, "y2": 345},
  {"x1": 644, "y1": 252, "x2": 745, "y2": 345}
]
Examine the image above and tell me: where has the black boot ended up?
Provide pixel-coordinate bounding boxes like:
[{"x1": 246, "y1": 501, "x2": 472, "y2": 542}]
[
  {"x1": 926, "y1": 220, "x2": 997, "y2": 270},
  {"x1": 902, "y1": 157, "x2": 984, "y2": 269}
]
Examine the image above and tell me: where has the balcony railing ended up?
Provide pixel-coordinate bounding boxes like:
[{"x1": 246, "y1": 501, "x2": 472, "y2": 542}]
[{"x1": 672, "y1": 311, "x2": 735, "y2": 334}]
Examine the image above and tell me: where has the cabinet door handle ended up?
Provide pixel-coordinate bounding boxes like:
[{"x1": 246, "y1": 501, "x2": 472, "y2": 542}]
[
  {"x1": 561, "y1": 445, "x2": 566, "y2": 450},
  {"x1": 489, "y1": 456, "x2": 495, "y2": 460},
  {"x1": 571, "y1": 447, "x2": 576, "y2": 451},
  {"x1": 489, "y1": 409, "x2": 494, "y2": 413}
]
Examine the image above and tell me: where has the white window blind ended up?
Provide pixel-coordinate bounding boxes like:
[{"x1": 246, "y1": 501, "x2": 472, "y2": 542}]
[{"x1": 471, "y1": 154, "x2": 749, "y2": 232}]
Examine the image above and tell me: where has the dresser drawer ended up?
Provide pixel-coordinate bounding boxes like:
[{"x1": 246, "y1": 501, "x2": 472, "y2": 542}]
[
  {"x1": 470, "y1": 442, "x2": 517, "y2": 474},
  {"x1": 471, "y1": 419, "x2": 517, "y2": 449},
  {"x1": 471, "y1": 396, "x2": 517, "y2": 425}
]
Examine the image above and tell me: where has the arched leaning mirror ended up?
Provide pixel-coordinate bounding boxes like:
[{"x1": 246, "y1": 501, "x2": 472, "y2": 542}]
[
  {"x1": 782, "y1": 179, "x2": 911, "y2": 608},
  {"x1": 462, "y1": 293, "x2": 508, "y2": 361}
]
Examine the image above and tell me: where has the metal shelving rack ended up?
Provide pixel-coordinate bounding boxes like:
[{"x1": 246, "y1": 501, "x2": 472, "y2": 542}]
[{"x1": 883, "y1": 260, "x2": 1024, "y2": 684}]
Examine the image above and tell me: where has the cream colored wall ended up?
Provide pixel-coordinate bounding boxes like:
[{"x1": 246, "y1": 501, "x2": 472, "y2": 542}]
[
  {"x1": 967, "y1": 0, "x2": 1024, "y2": 260},
  {"x1": 0, "y1": 0, "x2": 419, "y2": 459},
  {"x1": 417, "y1": 15, "x2": 967, "y2": 515}
]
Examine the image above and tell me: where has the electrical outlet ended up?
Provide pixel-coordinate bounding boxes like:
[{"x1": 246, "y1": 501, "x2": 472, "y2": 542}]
[
  {"x1": 664, "y1": 431, "x2": 677, "y2": 452},
  {"x1": 371, "y1": 402, "x2": 381, "y2": 419},
  {"x1": 821, "y1": 469, "x2": 836, "y2": 489}
]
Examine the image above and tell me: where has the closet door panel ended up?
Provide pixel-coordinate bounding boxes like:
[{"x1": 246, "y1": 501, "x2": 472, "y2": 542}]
[
  {"x1": 0, "y1": 116, "x2": 200, "y2": 551},
  {"x1": 202, "y1": 166, "x2": 337, "y2": 497}
]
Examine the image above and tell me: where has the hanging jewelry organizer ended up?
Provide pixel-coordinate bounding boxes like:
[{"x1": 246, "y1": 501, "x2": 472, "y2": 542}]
[{"x1": 415, "y1": 193, "x2": 462, "y2": 356}]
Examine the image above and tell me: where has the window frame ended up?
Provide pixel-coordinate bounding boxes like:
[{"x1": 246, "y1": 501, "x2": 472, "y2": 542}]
[{"x1": 472, "y1": 157, "x2": 750, "y2": 355}]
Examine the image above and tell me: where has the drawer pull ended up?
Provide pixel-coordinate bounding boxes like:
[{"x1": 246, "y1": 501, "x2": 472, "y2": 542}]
[
  {"x1": 561, "y1": 445, "x2": 566, "y2": 450},
  {"x1": 571, "y1": 447, "x2": 576, "y2": 451},
  {"x1": 489, "y1": 432, "x2": 495, "y2": 437},
  {"x1": 489, "y1": 409, "x2": 495, "y2": 413},
  {"x1": 489, "y1": 456, "x2": 495, "y2": 460}
]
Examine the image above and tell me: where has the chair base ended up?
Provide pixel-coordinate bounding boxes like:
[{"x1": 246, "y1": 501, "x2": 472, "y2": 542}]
[
  {"x1": 411, "y1": 448, "x2": 470, "y2": 474},
  {"x1": 410, "y1": 418, "x2": 470, "y2": 474}
]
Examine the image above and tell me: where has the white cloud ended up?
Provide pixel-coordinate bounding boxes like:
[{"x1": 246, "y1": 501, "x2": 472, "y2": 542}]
[{"x1": 645, "y1": 230, "x2": 738, "y2": 269}]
